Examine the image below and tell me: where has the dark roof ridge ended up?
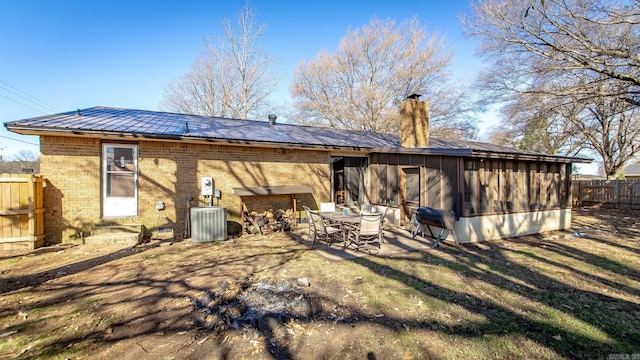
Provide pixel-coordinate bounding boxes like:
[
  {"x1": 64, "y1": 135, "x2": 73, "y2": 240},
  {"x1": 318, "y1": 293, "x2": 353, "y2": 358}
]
[{"x1": 88, "y1": 106, "x2": 396, "y2": 137}]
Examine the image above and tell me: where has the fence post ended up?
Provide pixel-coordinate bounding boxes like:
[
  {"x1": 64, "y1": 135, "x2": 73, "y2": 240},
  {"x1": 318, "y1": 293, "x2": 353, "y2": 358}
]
[
  {"x1": 578, "y1": 180, "x2": 583, "y2": 206},
  {"x1": 614, "y1": 179, "x2": 619, "y2": 208}
]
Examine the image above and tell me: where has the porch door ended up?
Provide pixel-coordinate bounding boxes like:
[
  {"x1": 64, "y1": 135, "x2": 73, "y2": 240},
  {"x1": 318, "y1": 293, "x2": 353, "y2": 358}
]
[
  {"x1": 400, "y1": 167, "x2": 420, "y2": 224},
  {"x1": 102, "y1": 144, "x2": 138, "y2": 217},
  {"x1": 344, "y1": 157, "x2": 367, "y2": 206},
  {"x1": 331, "y1": 156, "x2": 367, "y2": 206}
]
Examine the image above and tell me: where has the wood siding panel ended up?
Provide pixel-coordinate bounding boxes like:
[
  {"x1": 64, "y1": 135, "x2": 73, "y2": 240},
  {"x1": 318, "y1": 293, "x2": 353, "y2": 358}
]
[
  {"x1": 426, "y1": 157, "x2": 441, "y2": 209},
  {"x1": 442, "y1": 157, "x2": 457, "y2": 210},
  {"x1": 516, "y1": 162, "x2": 529, "y2": 211}
]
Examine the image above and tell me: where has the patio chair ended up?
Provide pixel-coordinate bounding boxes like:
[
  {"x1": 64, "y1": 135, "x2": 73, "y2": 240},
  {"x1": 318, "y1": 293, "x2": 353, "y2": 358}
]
[
  {"x1": 360, "y1": 205, "x2": 388, "y2": 242},
  {"x1": 345, "y1": 213, "x2": 383, "y2": 254},
  {"x1": 373, "y1": 205, "x2": 388, "y2": 222},
  {"x1": 304, "y1": 206, "x2": 344, "y2": 247},
  {"x1": 373, "y1": 205, "x2": 388, "y2": 242},
  {"x1": 319, "y1": 202, "x2": 336, "y2": 212}
]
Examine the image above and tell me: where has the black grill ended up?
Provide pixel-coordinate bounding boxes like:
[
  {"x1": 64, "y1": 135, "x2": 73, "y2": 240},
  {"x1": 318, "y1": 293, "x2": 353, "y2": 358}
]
[
  {"x1": 412, "y1": 207, "x2": 458, "y2": 247},
  {"x1": 415, "y1": 207, "x2": 457, "y2": 229}
]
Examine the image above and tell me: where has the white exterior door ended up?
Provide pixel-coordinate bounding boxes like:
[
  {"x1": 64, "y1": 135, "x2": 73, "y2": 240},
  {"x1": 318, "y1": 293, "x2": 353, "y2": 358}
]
[{"x1": 102, "y1": 144, "x2": 138, "y2": 217}]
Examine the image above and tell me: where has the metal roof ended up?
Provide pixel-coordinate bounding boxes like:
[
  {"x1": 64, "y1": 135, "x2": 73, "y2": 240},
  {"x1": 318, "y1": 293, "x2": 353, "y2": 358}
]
[
  {"x1": 4, "y1": 106, "x2": 591, "y2": 163},
  {"x1": 622, "y1": 164, "x2": 640, "y2": 176},
  {"x1": 5, "y1": 106, "x2": 397, "y2": 149}
]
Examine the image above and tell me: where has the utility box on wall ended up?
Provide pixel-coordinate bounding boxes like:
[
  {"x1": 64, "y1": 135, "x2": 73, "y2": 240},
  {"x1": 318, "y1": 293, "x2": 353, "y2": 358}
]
[
  {"x1": 190, "y1": 206, "x2": 227, "y2": 242},
  {"x1": 201, "y1": 177, "x2": 213, "y2": 196}
]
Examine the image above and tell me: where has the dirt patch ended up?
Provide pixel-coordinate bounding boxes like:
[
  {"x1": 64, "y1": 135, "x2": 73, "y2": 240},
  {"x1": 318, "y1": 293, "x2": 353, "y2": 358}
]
[
  {"x1": 190, "y1": 275, "x2": 322, "y2": 333},
  {"x1": 1, "y1": 207, "x2": 638, "y2": 359}
]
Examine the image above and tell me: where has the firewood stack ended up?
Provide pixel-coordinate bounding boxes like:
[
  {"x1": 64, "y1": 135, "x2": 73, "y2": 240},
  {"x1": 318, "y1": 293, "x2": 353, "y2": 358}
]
[{"x1": 243, "y1": 208, "x2": 296, "y2": 234}]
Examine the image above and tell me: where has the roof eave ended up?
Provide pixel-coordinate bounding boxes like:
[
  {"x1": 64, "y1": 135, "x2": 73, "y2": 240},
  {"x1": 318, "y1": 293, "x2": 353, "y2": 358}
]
[
  {"x1": 372, "y1": 146, "x2": 592, "y2": 163},
  {"x1": 6, "y1": 124, "x2": 593, "y2": 163},
  {"x1": 5, "y1": 125, "x2": 373, "y2": 152},
  {"x1": 371, "y1": 147, "x2": 472, "y2": 157},
  {"x1": 470, "y1": 150, "x2": 592, "y2": 164}
]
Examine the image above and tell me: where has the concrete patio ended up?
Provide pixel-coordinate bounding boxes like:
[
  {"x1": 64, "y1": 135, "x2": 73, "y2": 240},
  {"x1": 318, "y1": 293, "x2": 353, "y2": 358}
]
[{"x1": 288, "y1": 224, "x2": 451, "y2": 260}]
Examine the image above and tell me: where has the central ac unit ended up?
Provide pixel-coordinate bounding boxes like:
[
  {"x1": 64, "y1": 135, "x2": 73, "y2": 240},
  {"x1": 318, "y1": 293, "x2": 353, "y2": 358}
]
[{"x1": 190, "y1": 207, "x2": 227, "y2": 242}]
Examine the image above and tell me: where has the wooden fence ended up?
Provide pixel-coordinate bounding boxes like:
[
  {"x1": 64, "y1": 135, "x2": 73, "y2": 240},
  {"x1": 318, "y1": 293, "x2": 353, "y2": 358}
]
[
  {"x1": 0, "y1": 174, "x2": 45, "y2": 250},
  {"x1": 573, "y1": 179, "x2": 640, "y2": 209}
]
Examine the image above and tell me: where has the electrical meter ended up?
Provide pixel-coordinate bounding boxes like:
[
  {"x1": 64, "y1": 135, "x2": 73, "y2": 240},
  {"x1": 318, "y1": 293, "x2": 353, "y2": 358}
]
[{"x1": 201, "y1": 177, "x2": 213, "y2": 196}]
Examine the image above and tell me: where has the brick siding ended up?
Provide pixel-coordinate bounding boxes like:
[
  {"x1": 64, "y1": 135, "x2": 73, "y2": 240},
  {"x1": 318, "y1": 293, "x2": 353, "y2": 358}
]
[
  {"x1": 399, "y1": 99, "x2": 429, "y2": 148},
  {"x1": 40, "y1": 136, "x2": 331, "y2": 243}
]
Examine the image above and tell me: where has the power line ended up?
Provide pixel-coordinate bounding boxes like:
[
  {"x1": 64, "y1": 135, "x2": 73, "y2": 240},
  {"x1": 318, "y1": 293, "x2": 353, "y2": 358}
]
[
  {"x1": 0, "y1": 134, "x2": 39, "y2": 146},
  {"x1": 0, "y1": 93, "x2": 49, "y2": 115},
  {"x1": 0, "y1": 80, "x2": 61, "y2": 114},
  {"x1": 0, "y1": 80, "x2": 60, "y2": 112}
]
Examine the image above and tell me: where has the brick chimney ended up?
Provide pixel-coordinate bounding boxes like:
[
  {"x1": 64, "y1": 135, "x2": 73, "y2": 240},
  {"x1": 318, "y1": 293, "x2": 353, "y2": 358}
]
[{"x1": 399, "y1": 94, "x2": 429, "y2": 148}]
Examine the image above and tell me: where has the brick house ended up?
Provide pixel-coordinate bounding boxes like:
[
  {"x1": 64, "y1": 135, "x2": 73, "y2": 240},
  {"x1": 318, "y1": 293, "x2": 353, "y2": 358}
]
[
  {"x1": 621, "y1": 164, "x2": 640, "y2": 179},
  {"x1": 5, "y1": 99, "x2": 589, "y2": 244}
]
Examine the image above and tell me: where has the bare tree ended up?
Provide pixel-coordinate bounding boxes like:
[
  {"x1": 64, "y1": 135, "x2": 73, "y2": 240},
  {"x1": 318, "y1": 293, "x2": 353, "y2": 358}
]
[
  {"x1": 567, "y1": 80, "x2": 640, "y2": 177},
  {"x1": 486, "y1": 125, "x2": 520, "y2": 149},
  {"x1": 490, "y1": 72, "x2": 640, "y2": 177},
  {"x1": 161, "y1": 2, "x2": 281, "y2": 120},
  {"x1": 464, "y1": 0, "x2": 640, "y2": 177},
  {"x1": 488, "y1": 88, "x2": 586, "y2": 155},
  {"x1": 289, "y1": 17, "x2": 477, "y2": 139},
  {"x1": 0, "y1": 150, "x2": 40, "y2": 173},
  {"x1": 463, "y1": 0, "x2": 640, "y2": 106},
  {"x1": 12, "y1": 150, "x2": 39, "y2": 162}
]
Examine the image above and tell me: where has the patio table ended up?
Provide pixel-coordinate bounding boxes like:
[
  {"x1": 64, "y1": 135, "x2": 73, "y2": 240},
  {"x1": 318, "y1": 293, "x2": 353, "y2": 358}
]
[
  {"x1": 319, "y1": 212, "x2": 361, "y2": 244},
  {"x1": 320, "y1": 212, "x2": 382, "y2": 247},
  {"x1": 319, "y1": 211, "x2": 361, "y2": 224}
]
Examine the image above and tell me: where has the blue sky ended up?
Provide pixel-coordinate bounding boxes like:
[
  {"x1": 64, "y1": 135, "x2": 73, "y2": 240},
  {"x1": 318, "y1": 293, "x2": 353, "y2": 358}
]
[{"x1": 1, "y1": 0, "x2": 486, "y2": 158}]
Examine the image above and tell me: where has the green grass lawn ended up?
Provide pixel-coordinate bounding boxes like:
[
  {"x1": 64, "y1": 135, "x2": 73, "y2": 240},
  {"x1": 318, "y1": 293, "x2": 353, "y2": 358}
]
[{"x1": 341, "y1": 231, "x2": 640, "y2": 359}]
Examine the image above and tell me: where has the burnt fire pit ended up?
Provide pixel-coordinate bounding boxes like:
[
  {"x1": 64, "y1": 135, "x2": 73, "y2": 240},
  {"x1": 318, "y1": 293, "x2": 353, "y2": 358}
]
[{"x1": 190, "y1": 275, "x2": 322, "y2": 336}]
